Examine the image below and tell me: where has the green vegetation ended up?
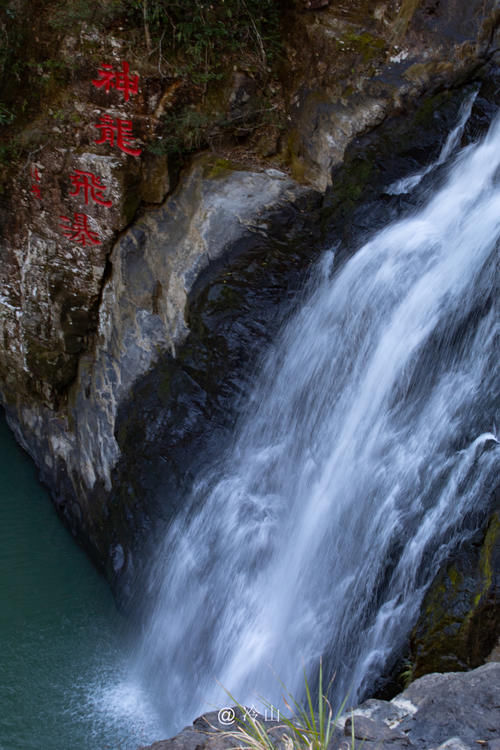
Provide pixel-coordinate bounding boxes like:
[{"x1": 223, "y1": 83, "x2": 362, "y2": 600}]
[
  {"x1": 0, "y1": 1, "x2": 72, "y2": 154},
  {"x1": 148, "y1": 97, "x2": 282, "y2": 158},
  {"x1": 148, "y1": 108, "x2": 214, "y2": 156},
  {"x1": 341, "y1": 31, "x2": 387, "y2": 64},
  {"x1": 0, "y1": 101, "x2": 12, "y2": 124},
  {"x1": 48, "y1": 0, "x2": 126, "y2": 30},
  {"x1": 134, "y1": 0, "x2": 284, "y2": 159},
  {"x1": 124, "y1": 0, "x2": 282, "y2": 77},
  {"x1": 399, "y1": 660, "x2": 415, "y2": 688},
  {"x1": 0, "y1": 134, "x2": 21, "y2": 170},
  {"x1": 46, "y1": 0, "x2": 282, "y2": 82}
]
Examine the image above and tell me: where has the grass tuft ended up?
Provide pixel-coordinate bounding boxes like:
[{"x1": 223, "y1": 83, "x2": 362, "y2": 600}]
[{"x1": 216, "y1": 660, "x2": 359, "y2": 750}]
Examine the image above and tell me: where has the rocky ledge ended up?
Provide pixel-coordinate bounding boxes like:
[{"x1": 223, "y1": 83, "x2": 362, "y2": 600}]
[{"x1": 140, "y1": 661, "x2": 500, "y2": 750}]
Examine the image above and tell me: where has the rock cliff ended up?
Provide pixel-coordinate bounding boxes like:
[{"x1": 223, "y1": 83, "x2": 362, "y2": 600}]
[{"x1": 0, "y1": 0, "x2": 499, "y2": 681}]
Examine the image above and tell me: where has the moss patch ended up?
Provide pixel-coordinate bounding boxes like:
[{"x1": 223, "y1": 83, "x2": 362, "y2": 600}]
[
  {"x1": 202, "y1": 157, "x2": 242, "y2": 180},
  {"x1": 341, "y1": 31, "x2": 387, "y2": 64}
]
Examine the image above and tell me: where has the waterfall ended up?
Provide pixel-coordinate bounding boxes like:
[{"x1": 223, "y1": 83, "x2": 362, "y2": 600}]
[
  {"x1": 386, "y1": 89, "x2": 478, "y2": 196},
  {"x1": 133, "y1": 109, "x2": 500, "y2": 734}
]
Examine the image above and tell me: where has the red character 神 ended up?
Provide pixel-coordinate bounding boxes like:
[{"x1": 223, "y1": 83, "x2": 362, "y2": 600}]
[{"x1": 92, "y1": 61, "x2": 139, "y2": 102}]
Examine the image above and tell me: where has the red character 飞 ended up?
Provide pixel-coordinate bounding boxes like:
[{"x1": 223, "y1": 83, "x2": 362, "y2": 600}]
[
  {"x1": 92, "y1": 61, "x2": 139, "y2": 102},
  {"x1": 69, "y1": 169, "x2": 113, "y2": 207},
  {"x1": 94, "y1": 115, "x2": 142, "y2": 156},
  {"x1": 59, "y1": 213, "x2": 102, "y2": 246}
]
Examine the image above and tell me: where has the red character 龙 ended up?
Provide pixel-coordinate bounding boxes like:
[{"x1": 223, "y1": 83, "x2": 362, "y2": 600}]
[
  {"x1": 68, "y1": 169, "x2": 113, "y2": 207},
  {"x1": 59, "y1": 213, "x2": 102, "y2": 246},
  {"x1": 94, "y1": 115, "x2": 142, "y2": 157},
  {"x1": 92, "y1": 61, "x2": 139, "y2": 102}
]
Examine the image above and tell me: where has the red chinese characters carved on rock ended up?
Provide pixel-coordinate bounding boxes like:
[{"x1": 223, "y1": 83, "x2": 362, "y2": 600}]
[
  {"x1": 30, "y1": 165, "x2": 41, "y2": 199},
  {"x1": 69, "y1": 169, "x2": 113, "y2": 206},
  {"x1": 92, "y1": 61, "x2": 139, "y2": 102},
  {"x1": 59, "y1": 213, "x2": 101, "y2": 246},
  {"x1": 94, "y1": 115, "x2": 142, "y2": 157}
]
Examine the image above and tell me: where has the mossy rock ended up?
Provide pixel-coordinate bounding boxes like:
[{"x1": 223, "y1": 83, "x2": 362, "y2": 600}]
[
  {"x1": 202, "y1": 157, "x2": 244, "y2": 180},
  {"x1": 340, "y1": 31, "x2": 387, "y2": 65},
  {"x1": 410, "y1": 511, "x2": 500, "y2": 678}
]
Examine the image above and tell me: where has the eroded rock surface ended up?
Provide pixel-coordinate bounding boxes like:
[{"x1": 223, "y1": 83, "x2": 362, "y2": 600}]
[{"x1": 283, "y1": 0, "x2": 500, "y2": 189}]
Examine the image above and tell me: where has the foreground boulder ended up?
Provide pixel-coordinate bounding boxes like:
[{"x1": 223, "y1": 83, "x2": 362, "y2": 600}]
[{"x1": 343, "y1": 661, "x2": 500, "y2": 749}]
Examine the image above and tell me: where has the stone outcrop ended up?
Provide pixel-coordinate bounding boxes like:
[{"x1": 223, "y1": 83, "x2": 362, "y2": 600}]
[
  {"x1": 342, "y1": 662, "x2": 500, "y2": 749},
  {"x1": 2, "y1": 155, "x2": 321, "y2": 587},
  {"x1": 282, "y1": 0, "x2": 500, "y2": 189},
  {"x1": 139, "y1": 662, "x2": 500, "y2": 750}
]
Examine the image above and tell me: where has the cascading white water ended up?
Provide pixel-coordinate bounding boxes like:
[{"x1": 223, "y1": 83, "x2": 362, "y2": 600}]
[{"x1": 134, "y1": 108, "x2": 500, "y2": 734}]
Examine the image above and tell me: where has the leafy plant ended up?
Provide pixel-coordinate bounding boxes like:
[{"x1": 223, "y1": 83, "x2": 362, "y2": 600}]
[
  {"x1": 399, "y1": 660, "x2": 414, "y2": 688},
  {"x1": 148, "y1": 108, "x2": 215, "y2": 156}
]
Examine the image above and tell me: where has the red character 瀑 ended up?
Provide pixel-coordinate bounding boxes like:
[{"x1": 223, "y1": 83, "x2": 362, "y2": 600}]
[
  {"x1": 92, "y1": 61, "x2": 139, "y2": 103},
  {"x1": 59, "y1": 213, "x2": 102, "y2": 246},
  {"x1": 94, "y1": 115, "x2": 142, "y2": 157},
  {"x1": 68, "y1": 169, "x2": 113, "y2": 207}
]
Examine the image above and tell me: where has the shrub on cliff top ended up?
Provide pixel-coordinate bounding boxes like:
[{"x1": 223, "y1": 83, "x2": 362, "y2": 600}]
[{"x1": 124, "y1": 0, "x2": 282, "y2": 79}]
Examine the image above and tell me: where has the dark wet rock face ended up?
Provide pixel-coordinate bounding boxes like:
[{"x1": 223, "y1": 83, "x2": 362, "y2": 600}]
[{"x1": 139, "y1": 663, "x2": 500, "y2": 750}]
